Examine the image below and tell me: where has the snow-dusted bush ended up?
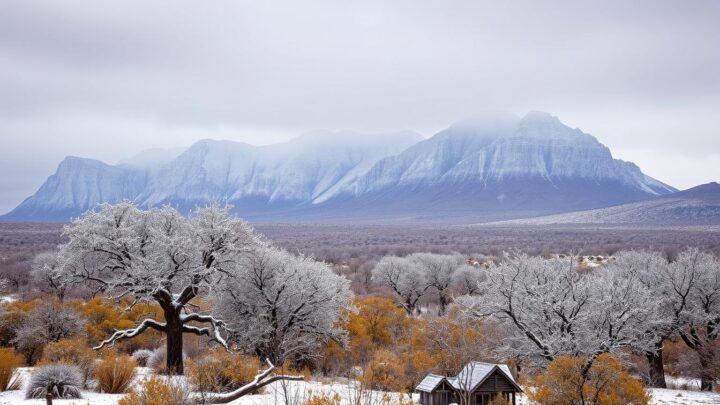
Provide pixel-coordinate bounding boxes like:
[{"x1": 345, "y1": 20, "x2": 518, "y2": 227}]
[
  {"x1": 39, "y1": 338, "x2": 96, "y2": 385},
  {"x1": 12, "y1": 301, "x2": 84, "y2": 364},
  {"x1": 146, "y1": 347, "x2": 165, "y2": 371},
  {"x1": 131, "y1": 349, "x2": 153, "y2": 367},
  {"x1": 147, "y1": 347, "x2": 185, "y2": 373},
  {"x1": 25, "y1": 364, "x2": 83, "y2": 399}
]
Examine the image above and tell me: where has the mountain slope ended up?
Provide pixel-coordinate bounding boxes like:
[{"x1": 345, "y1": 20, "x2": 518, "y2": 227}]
[
  {"x1": 1, "y1": 130, "x2": 423, "y2": 221},
  {"x1": 304, "y1": 112, "x2": 675, "y2": 222},
  {"x1": 492, "y1": 183, "x2": 720, "y2": 225},
  {"x1": 1, "y1": 112, "x2": 678, "y2": 223},
  {"x1": 1, "y1": 157, "x2": 147, "y2": 221},
  {"x1": 135, "y1": 130, "x2": 422, "y2": 212}
]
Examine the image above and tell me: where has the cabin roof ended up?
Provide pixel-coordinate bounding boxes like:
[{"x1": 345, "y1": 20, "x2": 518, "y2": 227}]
[
  {"x1": 446, "y1": 362, "x2": 522, "y2": 393},
  {"x1": 416, "y1": 374, "x2": 446, "y2": 392}
]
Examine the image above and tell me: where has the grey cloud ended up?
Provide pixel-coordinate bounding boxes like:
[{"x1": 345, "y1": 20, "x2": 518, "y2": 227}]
[{"x1": 0, "y1": 0, "x2": 719, "y2": 213}]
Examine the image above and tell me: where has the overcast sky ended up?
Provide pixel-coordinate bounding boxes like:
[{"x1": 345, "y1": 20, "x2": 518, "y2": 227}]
[{"x1": 1, "y1": 0, "x2": 719, "y2": 214}]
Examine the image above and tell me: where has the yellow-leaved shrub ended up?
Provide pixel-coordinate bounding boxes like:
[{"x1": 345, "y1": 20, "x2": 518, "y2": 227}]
[
  {"x1": 529, "y1": 353, "x2": 650, "y2": 405},
  {"x1": 118, "y1": 377, "x2": 190, "y2": 405},
  {"x1": 186, "y1": 350, "x2": 260, "y2": 393},
  {"x1": 362, "y1": 349, "x2": 408, "y2": 391},
  {"x1": 346, "y1": 297, "x2": 410, "y2": 365},
  {"x1": 75, "y1": 297, "x2": 163, "y2": 352},
  {"x1": 0, "y1": 299, "x2": 42, "y2": 347},
  {"x1": 0, "y1": 347, "x2": 24, "y2": 391}
]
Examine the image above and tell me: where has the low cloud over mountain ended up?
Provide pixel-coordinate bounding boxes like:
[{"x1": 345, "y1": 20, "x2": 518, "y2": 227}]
[{"x1": 1, "y1": 112, "x2": 677, "y2": 223}]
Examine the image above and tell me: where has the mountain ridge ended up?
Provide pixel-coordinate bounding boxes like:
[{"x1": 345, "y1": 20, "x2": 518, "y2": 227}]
[{"x1": 1, "y1": 112, "x2": 680, "y2": 223}]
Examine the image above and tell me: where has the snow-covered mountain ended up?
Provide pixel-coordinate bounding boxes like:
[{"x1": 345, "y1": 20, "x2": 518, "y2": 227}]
[
  {"x1": 304, "y1": 111, "x2": 676, "y2": 222},
  {"x1": 2, "y1": 157, "x2": 148, "y2": 221},
  {"x1": 341, "y1": 112, "x2": 671, "y2": 195},
  {"x1": 1, "y1": 130, "x2": 422, "y2": 221},
  {"x1": 0, "y1": 112, "x2": 678, "y2": 222}
]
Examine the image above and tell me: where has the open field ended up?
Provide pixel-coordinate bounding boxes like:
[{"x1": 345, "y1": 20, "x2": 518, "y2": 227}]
[
  {"x1": 2, "y1": 221, "x2": 719, "y2": 269},
  {"x1": 253, "y1": 223, "x2": 720, "y2": 260}
]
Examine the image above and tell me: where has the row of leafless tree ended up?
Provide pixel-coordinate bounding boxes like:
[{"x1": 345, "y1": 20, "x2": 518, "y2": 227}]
[{"x1": 372, "y1": 249, "x2": 720, "y2": 391}]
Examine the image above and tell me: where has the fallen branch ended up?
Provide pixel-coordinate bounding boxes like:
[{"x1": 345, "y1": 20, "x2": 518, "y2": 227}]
[{"x1": 195, "y1": 359, "x2": 304, "y2": 404}]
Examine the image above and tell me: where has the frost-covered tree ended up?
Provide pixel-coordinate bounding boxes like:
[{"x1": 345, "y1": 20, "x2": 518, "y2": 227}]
[
  {"x1": 453, "y1": 264, "x2": 484, "y2": 296},
  {"x1": 409, "y1": 253, "x2": 464, "y2": 315},
  {"x1": 458, "y1": 253, "x2": 659, "y2": 376},
  {"x1": 614, "y1": 249, "x2": 720, "y2": 390},
  {"x1": 458, "y1": 254, "x2": 590, "y2": 364},
  {"x1": 215, "y1": 246, "x2": 353, "y2": 364},
  {"x1": 670, "y1": 249, "x2": 720, "y2": 391},
  {"x1": 581, "y1": 261, "x2": 660, "y2": 371},
  {"x1": 605, "y1": 250, "x2": 673, "y2": 388},
  {"x1": 12, "y1": 301, "x2": 85, "y2": 363},
  {"x1": 54, "y1": 202, "x2": 259, "y2": 375},
  {"x1": 31, "y1": 251, "x2": 69, "y2": 302},
  {"x1": 372, "y1": 256, "x2": 428, "y2": 315}
]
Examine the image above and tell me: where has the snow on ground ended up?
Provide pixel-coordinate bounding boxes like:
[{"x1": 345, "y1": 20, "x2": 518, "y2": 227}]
[
  {"x1": 0, "y1": 294, "x2": 17, "y2": 304},
  {"x1": 649, "y1": 388, "x2": 720, "y2": 404},
  {"x1": 0, "y1": 390, "x2": 124, "y2": 405},
  {"x1": 2, "y1": 369, "x2": 720, "y2": 405},
  {"x1": 0, "y1": 367, "x2": 156, "y2": 405},
  {"x1": 665, "y1": 375, "x2": 703, "y2": 390},
  {"x1": 230, "y1": 379, "x2": 426, "y2": 405}
]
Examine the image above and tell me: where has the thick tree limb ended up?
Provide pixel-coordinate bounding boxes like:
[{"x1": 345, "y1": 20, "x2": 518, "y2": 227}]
[
  {"x1": 94, "y1": 318, "x2": 166, "y2": 350},
  {"x1": 194, "y1": 359, "x2": 304, "y2": 404},
  {"x1": 182, "y1": 313, "x2": 231, "y2": 349}
]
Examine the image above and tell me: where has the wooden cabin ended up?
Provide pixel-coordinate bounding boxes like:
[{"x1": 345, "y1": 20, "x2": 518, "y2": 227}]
[{"x1": 416, "y1": 362, "x2": 522, "y2": 405}]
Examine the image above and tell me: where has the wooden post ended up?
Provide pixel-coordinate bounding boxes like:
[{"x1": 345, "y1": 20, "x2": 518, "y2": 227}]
[{"x1": 46, "y1": 392, "x2": 52, "y2": 405}]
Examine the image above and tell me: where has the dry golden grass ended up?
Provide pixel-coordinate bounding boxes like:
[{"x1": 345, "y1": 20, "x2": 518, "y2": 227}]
[
  {"x1": 186, "y1": 349, "x2": 260, "y2": 393},
  {"x1": 118, "y1": 377, "x2": 190, "y2": 405},
  {"x1": 95, "y1": 351, "x2": 137, "y2": 394}
]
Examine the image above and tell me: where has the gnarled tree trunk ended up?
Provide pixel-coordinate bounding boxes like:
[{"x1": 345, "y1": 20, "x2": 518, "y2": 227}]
[
  {"x1": 163, "y1": 304, "x2": 185, "y2": 375},
  {"x1": 645, "y1": 349, "x2": 667, "y2": 388},
  {"x1": 699, "y1": 349, "x2": 716, "y2": 391}
]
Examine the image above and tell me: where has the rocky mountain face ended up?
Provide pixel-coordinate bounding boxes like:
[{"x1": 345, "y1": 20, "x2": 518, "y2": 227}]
[
  {"x1": 302, "y1": 112, "x2": 676, "y2": 222},
  {"x1": 2, "y1": 130, "x2": 422, "y2": 221},
  {"x1": 3, "y1": 157, "x2": 148, "y2": 222},
  {"x1": 1, "y1": 112, "x2": 678, "y2": 223}
]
